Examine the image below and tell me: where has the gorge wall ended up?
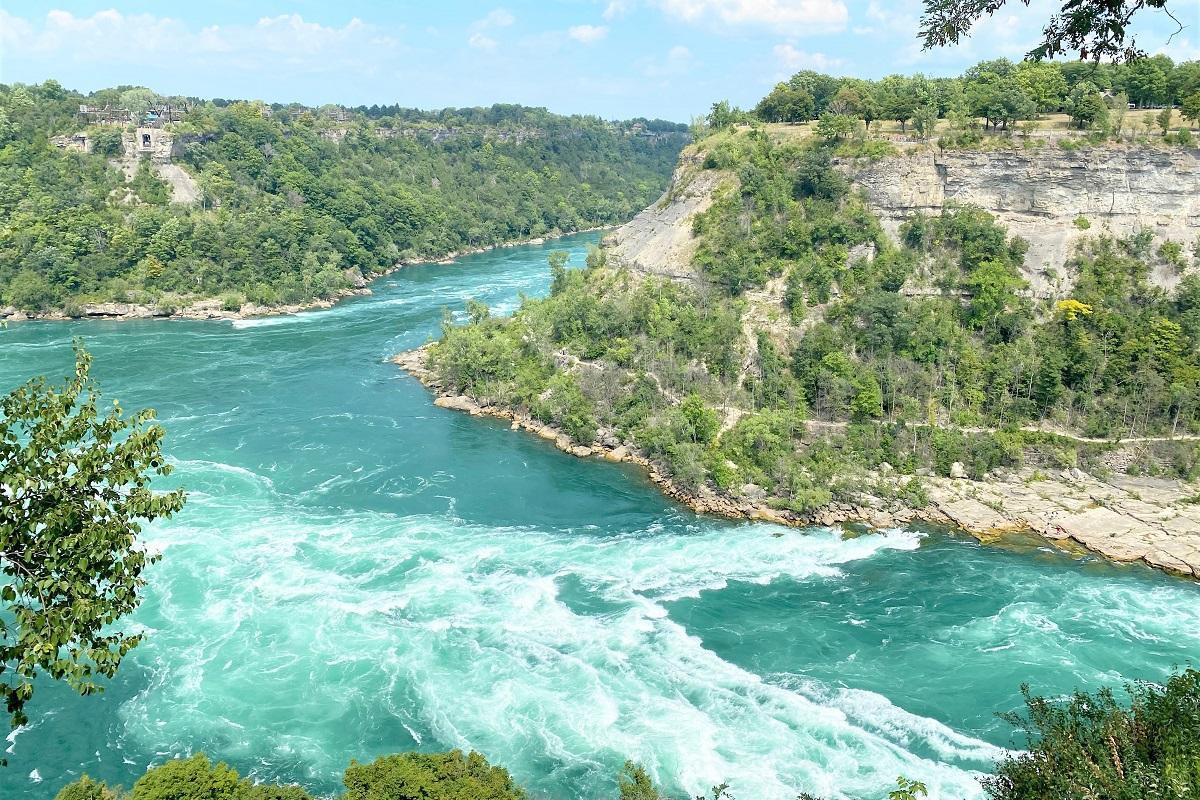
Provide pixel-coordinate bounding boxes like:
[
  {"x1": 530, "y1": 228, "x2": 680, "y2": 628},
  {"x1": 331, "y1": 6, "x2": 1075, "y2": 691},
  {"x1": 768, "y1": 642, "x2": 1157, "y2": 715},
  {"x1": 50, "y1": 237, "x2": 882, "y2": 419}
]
[
  {"x1": 608, "y1": 144, "x2": 1200, "y2": 296},
  {"x1": 849, "y1": 145, "x2": 1200, "y2": 294}
]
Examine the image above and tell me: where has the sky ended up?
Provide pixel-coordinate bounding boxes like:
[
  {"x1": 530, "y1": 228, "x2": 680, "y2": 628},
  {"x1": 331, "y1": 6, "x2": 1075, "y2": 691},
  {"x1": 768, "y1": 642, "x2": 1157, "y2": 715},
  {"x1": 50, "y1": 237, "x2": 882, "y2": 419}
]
[{"x1": 2, "y1": 1, "x2": 1198, "y2": 121}]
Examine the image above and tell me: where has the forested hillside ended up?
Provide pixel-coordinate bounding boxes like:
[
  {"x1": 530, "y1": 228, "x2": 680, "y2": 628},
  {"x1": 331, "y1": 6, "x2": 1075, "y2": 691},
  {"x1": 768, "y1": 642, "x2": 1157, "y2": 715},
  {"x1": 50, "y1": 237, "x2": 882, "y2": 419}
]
[
  {"x1": 420, "y1": 59, "x2": 1200, "y2": 518},
  {"x1": 0, "y1": 81, "x2": 687, "y2": 313}
]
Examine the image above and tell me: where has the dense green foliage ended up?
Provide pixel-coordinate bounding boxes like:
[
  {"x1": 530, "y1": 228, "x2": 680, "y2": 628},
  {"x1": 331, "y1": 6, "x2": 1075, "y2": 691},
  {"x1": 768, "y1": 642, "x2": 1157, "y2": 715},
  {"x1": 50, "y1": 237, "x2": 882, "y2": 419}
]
[
  {"x1": 746, "y1": 56, "x2": 1199, "y2": 134},
  {"x1": 0, "y1": 345, "x2": 185, "y2": 734},
  {"x1": 343, "y1": 751, "x2": 526, "y2": 800},
  {"x1": 52, "y1": 751, "x2": 524, "y2": 800},
  {"x1": 985, "y1": 668, "x2": 1200, "y2": 800},
  {"x1": 0, "y1": 81, "x2": 686, "y2": 311},
  {"x1": 692, "y1": 128, "x2": 1199, "y2": 447}
]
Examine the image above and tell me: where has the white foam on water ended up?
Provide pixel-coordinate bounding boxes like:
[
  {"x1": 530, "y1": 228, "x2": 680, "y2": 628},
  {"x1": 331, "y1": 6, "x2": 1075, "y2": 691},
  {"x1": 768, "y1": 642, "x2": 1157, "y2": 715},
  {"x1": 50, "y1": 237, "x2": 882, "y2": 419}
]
[{"x1": 115, "y1": 500, "x2": 995, "y2": 800}]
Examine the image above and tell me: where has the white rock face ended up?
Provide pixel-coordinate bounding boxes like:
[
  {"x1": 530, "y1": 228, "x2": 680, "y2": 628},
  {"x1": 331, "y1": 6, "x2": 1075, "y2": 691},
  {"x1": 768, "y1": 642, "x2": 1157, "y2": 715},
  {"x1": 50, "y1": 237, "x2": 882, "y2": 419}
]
[
  {"x1": 847, "y1": 146, "x2": 1200, "y2": 294},
  {"x1": 605, "y1": 154, "x2": 727, "y2": 282},
  {"x1": 605, "y1": 144, "x2": 1200, "y2": 297}
]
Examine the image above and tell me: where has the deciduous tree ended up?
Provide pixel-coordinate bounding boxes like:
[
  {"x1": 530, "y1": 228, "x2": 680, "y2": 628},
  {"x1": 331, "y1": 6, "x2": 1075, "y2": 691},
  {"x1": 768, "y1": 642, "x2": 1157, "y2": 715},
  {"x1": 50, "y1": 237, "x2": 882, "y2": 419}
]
[{"x1": 0, "y1": 345, "x2": 185, "y2": 733}]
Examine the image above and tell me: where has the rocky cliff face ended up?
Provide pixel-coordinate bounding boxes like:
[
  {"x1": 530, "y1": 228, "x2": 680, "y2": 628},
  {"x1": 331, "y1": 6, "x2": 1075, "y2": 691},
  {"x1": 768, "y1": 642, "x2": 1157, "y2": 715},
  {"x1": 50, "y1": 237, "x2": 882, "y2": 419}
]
[
  {"x1": 848, "y1": 145, "x2": 1200, "y2": 294},
  {"x1": 607, "y1": 144, "x2": 1200, "y2": 296},
  {"x1": 604, "y1": 153, "x2": 727, "y2": 282}
]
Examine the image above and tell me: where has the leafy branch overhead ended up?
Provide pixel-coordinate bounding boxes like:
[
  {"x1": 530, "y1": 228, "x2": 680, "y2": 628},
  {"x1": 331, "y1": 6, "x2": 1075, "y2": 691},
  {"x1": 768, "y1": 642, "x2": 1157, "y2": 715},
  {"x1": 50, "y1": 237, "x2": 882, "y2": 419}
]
[
  {"x1": 920, "y1": 0, "x2": 1181, "y2": 62},
  {"x1": 0, "y1": 343, "x2": 185, "y2": 735}
]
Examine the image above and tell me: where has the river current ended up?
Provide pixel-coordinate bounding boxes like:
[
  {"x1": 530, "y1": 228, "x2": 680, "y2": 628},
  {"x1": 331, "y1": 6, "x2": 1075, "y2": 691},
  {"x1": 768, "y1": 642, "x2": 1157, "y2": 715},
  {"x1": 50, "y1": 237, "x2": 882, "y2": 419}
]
[{"x1": 1, "y1": 233, "x2": 1198, "y2": 800}]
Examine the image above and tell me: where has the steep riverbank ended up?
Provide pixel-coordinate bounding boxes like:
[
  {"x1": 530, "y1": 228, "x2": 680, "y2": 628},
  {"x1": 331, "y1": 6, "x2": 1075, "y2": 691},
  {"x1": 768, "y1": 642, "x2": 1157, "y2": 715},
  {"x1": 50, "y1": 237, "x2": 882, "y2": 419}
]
[
  {"x1": 395, "y1": 344, "x2": 1200, "y2": 579},
  {"x1": 0, "y1": 227, "x2": 612, "y2": 323}
]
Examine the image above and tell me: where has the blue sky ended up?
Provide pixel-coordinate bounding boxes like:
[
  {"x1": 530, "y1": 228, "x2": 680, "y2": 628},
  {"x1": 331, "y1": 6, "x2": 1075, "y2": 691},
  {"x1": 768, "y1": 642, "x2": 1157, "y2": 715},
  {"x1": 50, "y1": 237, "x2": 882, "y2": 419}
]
[{"x1": 2, "y1": 1, "x2": 1197, "y2": 120}]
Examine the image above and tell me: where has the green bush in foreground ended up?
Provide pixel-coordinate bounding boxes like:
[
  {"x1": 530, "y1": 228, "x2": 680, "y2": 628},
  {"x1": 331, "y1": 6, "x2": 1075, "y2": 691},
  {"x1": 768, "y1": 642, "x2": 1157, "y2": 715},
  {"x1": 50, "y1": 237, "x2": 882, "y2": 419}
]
[
  {"x1": 984, "y1": 668, "x2": 1200, "y2": 800},
  {"x1": 343, "y1": 750, "x2": 526, "y2": 800}
]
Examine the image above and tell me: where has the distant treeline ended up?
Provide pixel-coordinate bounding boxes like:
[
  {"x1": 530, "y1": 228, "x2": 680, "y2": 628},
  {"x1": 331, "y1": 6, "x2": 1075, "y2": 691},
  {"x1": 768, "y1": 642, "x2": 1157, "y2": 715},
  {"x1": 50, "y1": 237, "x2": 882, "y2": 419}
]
[
  {"x1": 730, "y1": 56, "x2": 1200, "y2": 133},
  {"x1": 0, "y1": 81, "x2": 687, "y2": 312}
]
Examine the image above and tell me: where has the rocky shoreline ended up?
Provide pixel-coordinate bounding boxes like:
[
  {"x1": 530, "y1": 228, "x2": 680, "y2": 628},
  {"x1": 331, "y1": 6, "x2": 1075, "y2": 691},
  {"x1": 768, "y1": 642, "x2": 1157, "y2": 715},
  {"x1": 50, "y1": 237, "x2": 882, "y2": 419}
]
[
  {"x1": 394, "y1": 344, "x2": 1200, "y2": 580},
  {"x1": 1, "y1": 227, "x2": 612, "y2": 324}
]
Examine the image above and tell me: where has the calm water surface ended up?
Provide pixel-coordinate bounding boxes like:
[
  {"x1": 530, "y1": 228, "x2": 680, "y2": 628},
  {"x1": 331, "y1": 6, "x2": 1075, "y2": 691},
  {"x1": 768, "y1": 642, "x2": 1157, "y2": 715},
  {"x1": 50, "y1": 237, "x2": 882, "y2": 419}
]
[{"x1": 2, "y1": 233, "x2": 1198, "y2": 800}]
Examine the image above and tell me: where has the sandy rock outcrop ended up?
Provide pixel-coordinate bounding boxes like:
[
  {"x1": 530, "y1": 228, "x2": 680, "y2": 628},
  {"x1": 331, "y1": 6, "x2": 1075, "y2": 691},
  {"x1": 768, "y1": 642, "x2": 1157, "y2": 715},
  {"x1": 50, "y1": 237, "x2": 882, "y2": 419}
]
[
  {"x1": 604, "y1": 154, "x2": 726, "y2": 282},
  {"x1": 915, "y1": 471, "x2": 1200, "y2": 577}
]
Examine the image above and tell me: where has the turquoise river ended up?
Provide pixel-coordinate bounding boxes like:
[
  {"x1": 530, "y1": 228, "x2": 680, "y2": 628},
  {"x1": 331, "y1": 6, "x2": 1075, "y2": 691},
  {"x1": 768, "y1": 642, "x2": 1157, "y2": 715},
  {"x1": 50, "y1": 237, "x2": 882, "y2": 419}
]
[{"x1": 1, "y1": 234, "x2": 1198, "y2": 800}]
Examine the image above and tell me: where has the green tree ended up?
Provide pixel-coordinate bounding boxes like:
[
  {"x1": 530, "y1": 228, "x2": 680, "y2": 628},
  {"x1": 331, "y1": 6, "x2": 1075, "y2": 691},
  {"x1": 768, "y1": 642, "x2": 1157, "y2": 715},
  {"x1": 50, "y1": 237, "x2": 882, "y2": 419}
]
[
  {"x1": 126, "y1": 754, "x2": 243, "y2": 800},
  {"x1": 1128, "y1": 57, "x2": 1169, "y2": 107},
  {"x1": 984, "y1": 669, "x2": 1200, "y2": 800},
  {"x1": 966, "y1": 73, "x2": 1035, "y2": 129},
  {"x1": 814, "y1": 112, "x2": 855, "y2": 141},
  {"x1": 4, "y1": 270, "x2": 58, "y2": 311},
  {"x1": 911, "y1": 104, "x2": 939, "y2": 138},
  {"x1": 119, "y1": 88, "x2": 159, "y2": 119},
  {"x1": 1065, "y1": 81, "x2": 1109, "y2": 129},
  {"x1": 0, "y1": 345, "x2": 185, "y2": 730},
  {"x1": 707, "y1": 100, "x2": 741, "y2": 130},
  {"x1": 851, "y1": 371, "x2": 885, "y2": 419},
  {"x1": 1157, "y1": 105, "x2": 1173, "y2": 134},
  {"x1": 618, "y1": 762, "x2": 665, "y2": 800},
  {"x1": 548, "y1": 250, "x2": 571, "y2": 296},
  {"x1": 54, "y1": 776, "x2": 119, "y2": 800},
  {"x1": 676, "y1": 393, "x2": 720, "y2": 445},
  {"x1": 56, "y1": 754, "x2": 315, "y2": 800},
  {"x1": 1013, "y1": 61, "x2": 1068, "y2": 111},
  {"x1": 90, "y1": 127, "x2": 124, "y2": 157},
  {"x1": 343, "y1": 750, "x2": 525, "y2": 800},
  {"x1": 1182, "y1": 91, "x2": 1200, "y2": 125},
  {"x1": 875, "y1": 75, "x2": 919, "y2": 132},
  {"x1": 754, "y1": 83, "x2": 815, "y2": 123}
]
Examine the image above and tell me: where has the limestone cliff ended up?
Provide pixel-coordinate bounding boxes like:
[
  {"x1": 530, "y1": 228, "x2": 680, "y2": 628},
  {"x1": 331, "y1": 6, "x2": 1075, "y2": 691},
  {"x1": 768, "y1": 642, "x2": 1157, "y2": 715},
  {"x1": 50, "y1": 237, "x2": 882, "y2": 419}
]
[
  {"x1": 607, "y1": 143, "x2": 1200, "y2": 296},
  {"x1": 849, "y1": 146, "x2": 1200, "y2": 294},
  {"x1": 604, "y1": 152, "x2": 727, "y2": 282}
]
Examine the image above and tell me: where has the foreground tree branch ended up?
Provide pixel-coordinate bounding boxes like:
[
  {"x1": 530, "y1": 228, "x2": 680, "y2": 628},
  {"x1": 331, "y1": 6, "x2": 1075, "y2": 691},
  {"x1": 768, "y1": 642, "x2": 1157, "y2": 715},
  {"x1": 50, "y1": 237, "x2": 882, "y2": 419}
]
[{"x1": 0, "y1": 342, "x2": 185, "y2": 742}]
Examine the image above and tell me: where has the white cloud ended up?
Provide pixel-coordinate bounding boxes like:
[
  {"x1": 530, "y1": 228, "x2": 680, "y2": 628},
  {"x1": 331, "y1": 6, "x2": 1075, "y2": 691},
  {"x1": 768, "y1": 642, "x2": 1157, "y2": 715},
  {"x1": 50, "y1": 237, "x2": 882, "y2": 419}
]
[
  {"x1": 468, "y1": 32, "x2": 499, "y2": 51},
  {"x1": 603, "y1": 1, "x2": 633, "y2": 21},
  {"x1": 467, "y1": 8, "x2": 515, "y2": 52},
  {"x1": 475, "y1": 8, "x2": 515, "y2": 29},
  {"x1": 1154, "y1": 37, "x2": 1200, "y2": 62},
  {"x1": 773, "y1": 43, "x2": 843, "y2": 72},
  {"x1": 652, "y1": 0, "x2": 847, "y2": 33},
  {"x1": 568, "y1": 24, "x2": 609, "y2": 44},
  {"x1": 0, "y1": 9, "x2": 394, "y2": 70}
]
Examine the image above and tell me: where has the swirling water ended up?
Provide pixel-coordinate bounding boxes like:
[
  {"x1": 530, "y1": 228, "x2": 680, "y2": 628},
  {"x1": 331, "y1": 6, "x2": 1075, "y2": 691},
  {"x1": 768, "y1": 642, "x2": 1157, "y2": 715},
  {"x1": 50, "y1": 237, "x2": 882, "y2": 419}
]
[{"x1": 1, "y1": 233, "x2": 1198, "y2": 800}]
